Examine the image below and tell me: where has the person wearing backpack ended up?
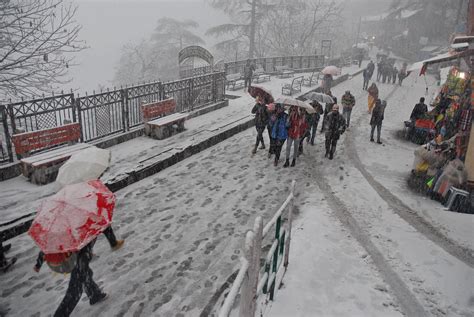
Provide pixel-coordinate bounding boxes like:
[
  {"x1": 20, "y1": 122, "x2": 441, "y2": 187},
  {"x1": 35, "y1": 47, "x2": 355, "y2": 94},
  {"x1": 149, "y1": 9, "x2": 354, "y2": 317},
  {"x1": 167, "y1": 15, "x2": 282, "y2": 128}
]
[{"x1": 35, "y1": 240, "x2": 107, "y2": 316}]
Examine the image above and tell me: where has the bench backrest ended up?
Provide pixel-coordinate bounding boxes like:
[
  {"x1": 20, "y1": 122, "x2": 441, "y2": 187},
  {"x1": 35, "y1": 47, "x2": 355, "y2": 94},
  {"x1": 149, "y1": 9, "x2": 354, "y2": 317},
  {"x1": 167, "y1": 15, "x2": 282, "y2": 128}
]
[
  {"x1": 141, "y1": 98, "x2": 176, "y2": 122},
  {"x1": 292, "y1": 76, "x2": 304, "y2": 86},
  {"x1": 12, "y1": 123, "x2": 81, "y2": 156},
  {"x1": 226, "y1": 73, "x2": 241, "y2": 81}
]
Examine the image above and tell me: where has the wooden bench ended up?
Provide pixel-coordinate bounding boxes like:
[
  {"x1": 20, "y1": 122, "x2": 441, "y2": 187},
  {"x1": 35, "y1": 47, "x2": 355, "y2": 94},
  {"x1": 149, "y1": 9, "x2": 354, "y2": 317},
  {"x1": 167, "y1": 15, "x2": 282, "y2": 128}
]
[
  {"x1": 303, "y1": 71, "x2": 320, "y2": 87},
  {"x1": 282, "y1": 76, "x2": 303, "y2": 96},
  {"x1": 12, "y1": 123, "x2": 90, "y2": 184},
  {"x1": 275, "y1": 65, "x2": 295, "y2": 78},
  {"x1": 141, "y1": 98, "x2": 188, "y2": 140},
  {"x1": 226, "y1": 73, "x2": 245, "y2": 90},
  {"x1": 252, "y1": 67, "x2": 271, "y2": 83}
]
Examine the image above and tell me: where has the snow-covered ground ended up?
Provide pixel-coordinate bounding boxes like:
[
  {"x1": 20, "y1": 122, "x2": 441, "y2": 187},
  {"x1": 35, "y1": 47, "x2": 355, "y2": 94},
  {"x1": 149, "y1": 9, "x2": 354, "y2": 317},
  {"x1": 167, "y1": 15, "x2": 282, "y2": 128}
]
[
  {"x1": 1, "y1": 64, "x2": 472, "y2": 317},
  {"x1": 267, "y1": 73, "x2": 474, "y2": 316}
]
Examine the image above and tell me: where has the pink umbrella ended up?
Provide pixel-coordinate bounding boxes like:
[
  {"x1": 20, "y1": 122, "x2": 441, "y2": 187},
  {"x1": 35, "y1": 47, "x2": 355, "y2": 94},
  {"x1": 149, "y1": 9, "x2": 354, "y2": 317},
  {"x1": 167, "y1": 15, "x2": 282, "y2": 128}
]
[{"x1": 321, "y1": 66, "x2": 341, "y2": 76}]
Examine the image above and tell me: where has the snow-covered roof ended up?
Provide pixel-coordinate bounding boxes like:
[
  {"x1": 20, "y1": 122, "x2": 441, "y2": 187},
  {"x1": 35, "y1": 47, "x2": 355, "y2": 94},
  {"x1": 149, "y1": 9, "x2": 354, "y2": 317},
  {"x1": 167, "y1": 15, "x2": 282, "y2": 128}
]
[
  {"x1": 361, "y1": 13, "x2": 388, "y2": 22},
  {"x1": 452, "y1": 36, "x2": 474, "y2": 44},
  {"x1": 420, "y1": 46, "x2": 440, "y2": 52},
  {"x1": 400, "y1": 9, "x2": 422, "y2": 19}
]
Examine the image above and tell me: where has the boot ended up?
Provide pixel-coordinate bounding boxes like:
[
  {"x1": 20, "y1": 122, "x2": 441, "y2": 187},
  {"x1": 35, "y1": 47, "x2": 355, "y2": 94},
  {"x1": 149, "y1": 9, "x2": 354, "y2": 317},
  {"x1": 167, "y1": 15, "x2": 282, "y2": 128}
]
[
  {"x1": 370, "y1": 138, "x2": 374, "y2": 142},
  {"x1": 329, "y1": 152, "x2": 334, "y2": 160},
  {"x1": 283, "y1": 159, "x2": 290, "y2": 168},
  {"x1": 90, "y1": 292, "x2": 108, "y2": 305},
  {"x1": 290, "y1": 159, "x2": 296, "y2": 167},
  {"x1": 259, "y1": 143, "x2": 265, "y2": 150},
  {"x1": 274, "y1": 158, "x2": 278, "y2": 166},
  {"x1": 112, "y1": 239, "x2": 125, "y2": 251},
  {"x1": 252, "y1": 146, "x2": 257, "y2": 154},
  {"x1": 377, "y1": 140, "x2": 382, "y2": 144}
]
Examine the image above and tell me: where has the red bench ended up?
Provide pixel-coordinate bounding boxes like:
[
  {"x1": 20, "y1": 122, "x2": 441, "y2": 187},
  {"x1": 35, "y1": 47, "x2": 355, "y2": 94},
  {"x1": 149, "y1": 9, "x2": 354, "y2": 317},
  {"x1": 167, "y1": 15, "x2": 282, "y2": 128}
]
[
  {"x1": 141, "y1": 98, "x2": 188, "y2": 140},
  {"x1": 12, "y1": 123, "x2": 90, "y2": 184}
]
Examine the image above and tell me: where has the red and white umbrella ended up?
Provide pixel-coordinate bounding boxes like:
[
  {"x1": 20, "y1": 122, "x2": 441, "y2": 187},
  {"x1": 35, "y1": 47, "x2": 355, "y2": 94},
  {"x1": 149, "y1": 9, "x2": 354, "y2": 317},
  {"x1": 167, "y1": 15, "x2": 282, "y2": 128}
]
[
  {"x1": 321, "y1": 65, "x2": 341, "y2": 76},
  {"x1": 28, "y1": 180, "x2": 115, "y2": 254}
]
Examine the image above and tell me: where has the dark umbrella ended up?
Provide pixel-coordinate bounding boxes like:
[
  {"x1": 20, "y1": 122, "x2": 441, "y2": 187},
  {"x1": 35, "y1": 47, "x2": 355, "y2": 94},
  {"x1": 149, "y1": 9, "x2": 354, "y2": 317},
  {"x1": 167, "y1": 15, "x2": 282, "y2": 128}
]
[{"x1": 248, "y1": 85, "x2": 274, "y2": 104}]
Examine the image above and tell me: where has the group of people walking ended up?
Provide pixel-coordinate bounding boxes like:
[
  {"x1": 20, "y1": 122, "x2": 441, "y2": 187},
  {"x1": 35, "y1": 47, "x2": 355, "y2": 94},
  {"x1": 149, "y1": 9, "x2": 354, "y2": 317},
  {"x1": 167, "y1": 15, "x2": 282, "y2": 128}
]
[
  {"x1": 251, "y1": 90, "x2": 350, "y2": 164},
  {"x1": 376, "y1": 58, "x2": 407, "y2": 86}
]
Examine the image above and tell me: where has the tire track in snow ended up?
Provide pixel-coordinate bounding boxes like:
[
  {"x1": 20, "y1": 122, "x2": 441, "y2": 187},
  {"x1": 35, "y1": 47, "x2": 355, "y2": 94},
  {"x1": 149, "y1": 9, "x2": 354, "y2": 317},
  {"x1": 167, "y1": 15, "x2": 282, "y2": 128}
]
[
  {"x1": 310, "y1": 167, "x2": 427, "y2": 316},
  {"x1": 345, "y1": 85, "x2": 474, "y2": 268}
]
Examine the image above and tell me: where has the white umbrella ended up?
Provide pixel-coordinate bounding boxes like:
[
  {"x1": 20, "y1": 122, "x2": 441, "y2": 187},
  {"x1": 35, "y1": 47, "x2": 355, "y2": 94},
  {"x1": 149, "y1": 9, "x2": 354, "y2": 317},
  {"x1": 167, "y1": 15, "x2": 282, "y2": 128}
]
[
  {"x1": 303, "y1": 91, "x2": 334, "y2": 104},
  {"x1": 274, "y1": 97, "x2": 316, "y2": 114},
  {"x1": 56, "y1": 146, "x2": 111, "y2": 187},
  {"x1": 321, "y1": 65, "x2": 341, "y2": 76}
]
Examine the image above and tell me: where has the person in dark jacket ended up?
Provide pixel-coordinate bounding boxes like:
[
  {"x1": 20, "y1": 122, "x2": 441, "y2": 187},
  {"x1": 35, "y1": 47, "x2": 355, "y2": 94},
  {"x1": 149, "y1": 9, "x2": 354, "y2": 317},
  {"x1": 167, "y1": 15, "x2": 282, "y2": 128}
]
[
  {"x1": 0, "y1": 242, "x2": 16, "y2": 271},
  {"x1": 322, "y1": 74, "x2": 333, "y2": 91},
  {"x1": 392, "y1": 67, "x2": 398, "y2": 84},
  {"x1": 410, "y1": 97, "x2": 428, "y2": 121},
  {"x1": 321, "y1": 90, "x2": 337, "y2": 133},
  {"x1": 341, "y1": 90, "x2": 355, "y2": 128},
  {"x1": 307, "y1": 101, "x2": 324, "y2": 145},
  {"x1": 267, "y1": 104, "x2": 277, "y2": 158},
  {"x1": 367, "y1": 60, "x2": 375, "y2": 79},
  {"x1": 362, "y1": 68, "x2": 370, "y2": 90},
  {"x1": 271, "y1": 104, "x2": 288, "y2": 166},
  {"x1": 370, "y1": 99, "x2": 386, "y2": 144},
  {"x1": 35, "y1": 241, "x2": 107, "y2": 317},
  {"x1": 243, "y1": 59, "x2": 255, "y2": 88},
  {"x1": 324, "y1": 104, "x2": 346, "y2": 160},
  {"x1": 251, "y1": 96, "x2": 269, "y2": 154},
  {"x1": 376, "y1": 60, "x2": 383, "y2": 81}
]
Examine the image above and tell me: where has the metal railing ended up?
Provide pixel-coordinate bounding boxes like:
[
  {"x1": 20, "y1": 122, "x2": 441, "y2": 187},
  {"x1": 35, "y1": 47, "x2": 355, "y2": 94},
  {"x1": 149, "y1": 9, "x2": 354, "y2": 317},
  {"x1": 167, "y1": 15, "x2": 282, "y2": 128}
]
[
  {"x1": 219, "y1": 180, "x2": 296, "y2": 317},
  {"x1": 0, "y1": 72, "x2": 226, "y2": 162},
  {"x1": 224, "y1": 55, "x2": 325, "y2": 75}
]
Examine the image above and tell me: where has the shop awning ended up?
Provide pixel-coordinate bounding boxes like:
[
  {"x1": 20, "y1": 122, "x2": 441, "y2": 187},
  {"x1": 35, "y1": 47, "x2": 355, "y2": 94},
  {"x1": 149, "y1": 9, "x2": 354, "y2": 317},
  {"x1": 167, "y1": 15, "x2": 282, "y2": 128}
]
[{"x1": 407, "y1": 49, "x2": 474, "y2": 76}]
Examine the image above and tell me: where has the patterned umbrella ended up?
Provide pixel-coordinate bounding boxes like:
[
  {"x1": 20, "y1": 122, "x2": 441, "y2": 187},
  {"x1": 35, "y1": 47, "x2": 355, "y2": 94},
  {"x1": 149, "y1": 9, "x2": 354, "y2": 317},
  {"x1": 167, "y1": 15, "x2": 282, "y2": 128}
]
[
  {"x1": 274, "y1": 97, "x2": 316, "y2": 114},
  {"x1": 28, "y1": 180, "x2": 115, "y2": 254}
]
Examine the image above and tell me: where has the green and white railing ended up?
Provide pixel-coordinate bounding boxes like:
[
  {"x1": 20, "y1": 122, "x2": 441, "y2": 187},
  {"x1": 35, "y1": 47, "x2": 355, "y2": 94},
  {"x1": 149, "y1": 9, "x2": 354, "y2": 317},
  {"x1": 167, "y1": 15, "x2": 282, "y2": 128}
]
[{"x1": 218, "y1": 180, "x2": 296, "y2": 317}]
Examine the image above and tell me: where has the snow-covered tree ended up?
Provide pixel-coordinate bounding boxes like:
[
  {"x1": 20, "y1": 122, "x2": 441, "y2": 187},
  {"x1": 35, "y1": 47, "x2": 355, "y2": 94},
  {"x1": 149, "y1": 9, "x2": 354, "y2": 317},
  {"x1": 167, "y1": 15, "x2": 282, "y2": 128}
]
[
  {"x1": 0, "y1": 0, "x2": 86, "y2": 101},
  {"x1": 113, "y1": 18, "x2": 204, "y2": 86}
]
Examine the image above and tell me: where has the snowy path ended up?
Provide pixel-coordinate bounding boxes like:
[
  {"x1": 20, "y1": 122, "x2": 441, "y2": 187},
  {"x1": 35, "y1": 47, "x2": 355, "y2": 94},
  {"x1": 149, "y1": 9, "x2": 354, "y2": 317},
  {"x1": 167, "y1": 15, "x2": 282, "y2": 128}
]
[{"x1": 268, "y1": 74, "x2": 473, "y2": 316}]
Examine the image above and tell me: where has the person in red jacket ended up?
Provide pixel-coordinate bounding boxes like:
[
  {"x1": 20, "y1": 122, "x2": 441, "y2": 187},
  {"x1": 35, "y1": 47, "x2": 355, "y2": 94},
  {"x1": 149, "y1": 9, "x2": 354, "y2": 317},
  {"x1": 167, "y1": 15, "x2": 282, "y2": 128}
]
[{"x1": 284, "y1": 106, "x2": 308, "y2": 167}]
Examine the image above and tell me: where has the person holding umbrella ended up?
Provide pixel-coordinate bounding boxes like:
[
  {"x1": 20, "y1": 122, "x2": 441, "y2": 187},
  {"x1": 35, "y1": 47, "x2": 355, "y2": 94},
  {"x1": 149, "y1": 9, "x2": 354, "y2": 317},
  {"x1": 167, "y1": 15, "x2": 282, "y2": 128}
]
[
  {"x1": 29, "y1": 180, "x2": 118, "y2": 316},
  {"x1": 271, "y1": 104, "x2": 289, "y2": 166},
  {"x1": 284, "y1": 106, "x2": 308, "y2": 167},
  {"x1": 324, "y1": 104, "x2": 346, "y2": 160},
  {"x1": 307, "y1": 101, "x2": 324, "y2": 145},
  {"x1": 251, "y1": 95, "x2": 269, "y2": 154}
]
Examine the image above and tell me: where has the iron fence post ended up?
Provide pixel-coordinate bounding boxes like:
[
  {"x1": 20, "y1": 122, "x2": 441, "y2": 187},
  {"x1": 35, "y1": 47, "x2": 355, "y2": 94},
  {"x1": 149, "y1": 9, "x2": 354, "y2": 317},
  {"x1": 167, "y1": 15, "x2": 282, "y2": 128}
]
[
  {"x1": 1, "y1": 105, "x2": 14, "y2": 162},
  {"x1": 70, "y1": 93, "x2": 77, "y2": 123},
  {"x1": 121, "y1": 88, "x2": 129, "y2": 132},
  {"x1": 76, "y1": 97, "x2": 84, "y2": 142}
]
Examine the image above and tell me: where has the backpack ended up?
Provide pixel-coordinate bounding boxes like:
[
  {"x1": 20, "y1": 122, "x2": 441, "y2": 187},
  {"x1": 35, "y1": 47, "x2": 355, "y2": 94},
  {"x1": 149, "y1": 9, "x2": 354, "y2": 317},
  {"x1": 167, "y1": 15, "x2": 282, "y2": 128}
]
[{"x1": 44, "y1": 252, "x2": 77, "y2": 274}]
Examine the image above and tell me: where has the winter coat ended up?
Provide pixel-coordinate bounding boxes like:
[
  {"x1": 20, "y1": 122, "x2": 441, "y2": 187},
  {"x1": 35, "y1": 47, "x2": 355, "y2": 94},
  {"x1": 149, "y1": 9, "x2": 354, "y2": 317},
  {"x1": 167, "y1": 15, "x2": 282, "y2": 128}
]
[
  {"x1": 368, "y1": 85, "x2": 378, "y2": 99},
  {"x1": 410, "y1": 102, "x2": 428, "y2": 121},
  {"x1": 267, "y1": 111, "x2": 277, "y2": 131},
  {"x1": 252, "y1": 103, "x2": 269, "y2": 128},
  {"x1": 370, "y1": 100, "x2": 385, "y2": 126},
  {"x1": 322, "y1": 74, "x2": 333, "y2": 90},
  {"x1": 324, "y1": 111, "x2": 346, "y2": 140},
  {"x1": 367, "y1": 62, "x2": 375, "y2": 76},
  {"x1": 363, "y1": 68, "x2": 370, "y2": 79},
  {"x1": 287, "y1": 111, "x2": 309, "y2": 139},
  {"x1": 341, "y1": 93, "x2": 355, "y2": 110},
  {"x1": 271, "y1": 112, "x2": 289, "y2": 140}
]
